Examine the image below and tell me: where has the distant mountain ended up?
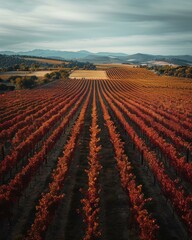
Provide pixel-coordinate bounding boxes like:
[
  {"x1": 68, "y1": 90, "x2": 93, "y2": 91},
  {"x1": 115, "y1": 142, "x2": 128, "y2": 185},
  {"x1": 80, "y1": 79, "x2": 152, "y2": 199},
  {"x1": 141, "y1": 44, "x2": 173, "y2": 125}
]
[
  {"x1": 126, "y1": 53, "x2": 159, "y2": 62},
  {"x1": 82, "y1": 53, "x2": 192, "y2": 65},
  {"x1": 80, "y1": 54, "x2": 127, "y2": 64},
  {"x1": 0, "y1": 49, "x2": 192, "y2": 65},
  {"x1": 95, "y1": 52, "x2": 128, "y2": 57},
  {"x1": 0, "y1": 51, "x2": 16, "y2": 55},
  {"x1": 0, "y1": 49, "x2": 92, "y2": 59},
  {"x1": 0, "y1": 49, "x2": 129, "y2": 60}
]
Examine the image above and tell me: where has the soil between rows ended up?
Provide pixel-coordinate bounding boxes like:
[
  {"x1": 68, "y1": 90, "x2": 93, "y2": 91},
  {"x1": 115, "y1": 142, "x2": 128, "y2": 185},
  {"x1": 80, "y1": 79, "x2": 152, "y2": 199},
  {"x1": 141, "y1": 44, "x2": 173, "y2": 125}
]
[
  {"x1": 0, "y1": 97, "x2": 85, "y2": 240},
  {"x1": 0, "y1": 78, "x2": 191, "y2": 240},
  {"x1": 99, "y1": 82, "x2": 188, "y2": 240}
]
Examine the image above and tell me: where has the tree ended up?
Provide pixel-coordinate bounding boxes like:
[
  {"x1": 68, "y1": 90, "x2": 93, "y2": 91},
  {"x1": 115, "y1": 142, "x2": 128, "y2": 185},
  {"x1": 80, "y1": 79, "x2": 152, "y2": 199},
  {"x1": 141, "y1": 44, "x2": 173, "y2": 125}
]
[
  {"x1": 60, "y1": 69, "x2": 69, "y2": 79},
  {"x1": 16, "y1": 77, "x2": 23, "y2": 89},
  {"x1": 0, "y1": 83, "x2": 8, "y2": 91},
  {"x1": 16, "y1": 76, "x2": 36, "y2": 89},
  {"x1": 30, "y1": 63, "x2": 40, "y2": 71},
  {"x1": 19, "y1": 63, "x2": 29, "y2": 71},
  {"x1": 42, "y1": 78, "x2": 49, "y2": 83},
  {"x1": 44, "y1": 73, "x2": 51, "y2": 79}
]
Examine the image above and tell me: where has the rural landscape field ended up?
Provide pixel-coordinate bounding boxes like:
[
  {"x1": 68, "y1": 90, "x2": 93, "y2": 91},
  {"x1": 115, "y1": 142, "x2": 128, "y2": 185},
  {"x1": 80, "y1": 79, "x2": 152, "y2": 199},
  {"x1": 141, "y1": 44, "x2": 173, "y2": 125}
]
[
  {"x1": 0, "y1": 64, "x2": 191, "y2": 240},
  {"x1": 1, "y1": 0, "x2": 192, "y2": 239}
]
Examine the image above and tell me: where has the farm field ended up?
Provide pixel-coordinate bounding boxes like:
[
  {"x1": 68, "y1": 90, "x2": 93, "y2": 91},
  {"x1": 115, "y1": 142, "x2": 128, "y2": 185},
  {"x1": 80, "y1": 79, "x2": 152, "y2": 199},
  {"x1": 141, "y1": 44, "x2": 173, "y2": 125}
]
[
  {"x1": 69, "y1": 70, "x2": 109, "y2": 79},
  {"x1": 96, "y1": 63, "x2": 137, "y2": 70},
  {"x1": 23, "y1": 57, "x2": 66, "y2": 65},
  {"x1": 0, "y1": 67, "x2": 192, "y2": 240},
  {"x1": 0, "y1": 70, "x2": 53, "y2": 80}
]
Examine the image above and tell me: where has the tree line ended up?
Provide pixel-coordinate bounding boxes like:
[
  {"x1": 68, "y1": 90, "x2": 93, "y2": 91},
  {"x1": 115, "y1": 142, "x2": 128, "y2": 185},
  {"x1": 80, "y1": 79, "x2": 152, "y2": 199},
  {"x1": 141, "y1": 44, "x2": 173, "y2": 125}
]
[
  {"x1": 0, "y1": 54, "x2": 96, "y2": 72},
  {"x1": 146, "y1": 65, "x2": 192, "y2": 79},
  {"x1": 0, "y1": 69, "x2": 70, "y2": 91}
]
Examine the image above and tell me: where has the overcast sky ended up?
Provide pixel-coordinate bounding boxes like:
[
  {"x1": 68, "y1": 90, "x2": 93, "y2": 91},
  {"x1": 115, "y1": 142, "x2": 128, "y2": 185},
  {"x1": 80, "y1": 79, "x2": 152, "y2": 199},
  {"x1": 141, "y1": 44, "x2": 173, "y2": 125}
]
[{"x1": 0, "y1": 0, "x2": 192, "y2": 55}]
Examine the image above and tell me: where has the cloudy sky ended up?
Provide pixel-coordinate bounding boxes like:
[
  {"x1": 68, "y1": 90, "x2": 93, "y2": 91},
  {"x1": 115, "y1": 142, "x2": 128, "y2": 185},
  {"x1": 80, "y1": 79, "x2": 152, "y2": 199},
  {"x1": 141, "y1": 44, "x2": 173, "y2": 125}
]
[{"x1": 0, "y1": 0, "x2": 192, "y2": 54}]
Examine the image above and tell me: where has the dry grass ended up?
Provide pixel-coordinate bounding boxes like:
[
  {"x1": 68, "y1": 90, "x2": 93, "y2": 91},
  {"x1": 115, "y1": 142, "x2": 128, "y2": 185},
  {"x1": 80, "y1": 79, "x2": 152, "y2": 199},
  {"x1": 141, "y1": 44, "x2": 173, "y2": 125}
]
[
  {"x1": 69, "y1": 70, "x2": 109, "y2": 80},
  {"x1": 96, "y1": 63, "x2": 136, "y2": 70},
  {"x1": 0, "y1": 70, "x2": 53, "y2": 80}
]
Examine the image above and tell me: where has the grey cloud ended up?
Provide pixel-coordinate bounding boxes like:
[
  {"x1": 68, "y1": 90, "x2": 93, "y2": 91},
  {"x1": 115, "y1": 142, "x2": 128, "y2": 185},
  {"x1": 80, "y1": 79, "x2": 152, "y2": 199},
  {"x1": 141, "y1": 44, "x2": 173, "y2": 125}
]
[{"x1": 0, "y1": 0, "x2": 191, "y2": 54}]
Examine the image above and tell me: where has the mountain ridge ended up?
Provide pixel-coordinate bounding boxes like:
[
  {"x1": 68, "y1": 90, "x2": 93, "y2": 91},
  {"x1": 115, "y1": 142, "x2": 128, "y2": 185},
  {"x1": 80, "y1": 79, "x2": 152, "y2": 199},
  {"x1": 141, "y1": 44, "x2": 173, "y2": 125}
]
[{"x1": 0, "y1": 49, "x2": 192, "y2": 65}]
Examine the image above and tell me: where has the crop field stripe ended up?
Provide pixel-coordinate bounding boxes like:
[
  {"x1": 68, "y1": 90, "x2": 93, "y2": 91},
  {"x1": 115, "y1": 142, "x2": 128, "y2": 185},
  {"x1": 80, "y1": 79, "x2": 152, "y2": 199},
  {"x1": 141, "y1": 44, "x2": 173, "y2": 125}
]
[
  {"x1": 25, "y1": 81, "x2": 93, "y2": 240},
  {"x1": 0, "y1": 80, "x2": 82, "y2": 148},
  {"x1": 97, "y1": 83, "x2": 159, "y2": 240},
  {"x1": 0, "y1": 80, "x2": 88, "y2": 180},
  {"x1": 0, "y1": 80, "x2": 90, "y2": 213},
  {"x1": 0, "y1": 80, "x2": 79, "y2": 130},
  {"x1": 102, "y1": 80, "x2": 192, "y2": 184},
  {"x1": 109, "y1": 79, "x2": 192, "y2": 138},
  {"x1": 112, "y1": 77, "x2": 192, "y2": 128},
  {"x1": 99, "y1": 79, "x2": 192, "y2": 235},
  {"x1": 111, "y1": 78, "x2": 192, "y2": 132},
  {"x1": 81, "y1": 82, "x2": 102, "y2": 240},
  {"x1": 0, "y1": 67, "x2": 191, "y2": 240}
]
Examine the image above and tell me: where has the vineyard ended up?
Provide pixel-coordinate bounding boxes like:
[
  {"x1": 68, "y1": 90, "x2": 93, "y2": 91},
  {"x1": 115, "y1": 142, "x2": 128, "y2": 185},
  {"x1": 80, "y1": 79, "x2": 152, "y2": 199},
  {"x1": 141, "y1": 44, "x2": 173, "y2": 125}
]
[{"x1": 0, "y1": 66, "x2": 191, "y2": 240}]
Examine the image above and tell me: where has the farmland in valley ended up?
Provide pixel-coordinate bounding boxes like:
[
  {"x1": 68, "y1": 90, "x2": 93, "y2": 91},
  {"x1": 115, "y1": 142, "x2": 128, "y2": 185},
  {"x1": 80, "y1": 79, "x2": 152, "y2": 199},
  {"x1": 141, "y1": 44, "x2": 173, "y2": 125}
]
[
  {"x1": 23, "y1": 57, "x2": 66, "y2": 65},
  {"x1": 69, "y1": 70, "x2": 109, "y2": 79},
  {"x1": 0, "y1": 70, "x2": 53, "y2": 80},
  {"x1": 0, "y1": 66, "x2": 191, "y2": 240}
]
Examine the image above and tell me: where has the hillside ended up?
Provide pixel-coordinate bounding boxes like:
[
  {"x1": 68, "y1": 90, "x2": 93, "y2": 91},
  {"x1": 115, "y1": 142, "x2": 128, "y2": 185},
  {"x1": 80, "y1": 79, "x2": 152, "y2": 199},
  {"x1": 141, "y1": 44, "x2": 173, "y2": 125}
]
[
  {"x1": 1, "y1": 50, "x2": 192, "y2": 65},
  {"x1": 0, "y1": 67, "x2": 191, "y2": 240}
]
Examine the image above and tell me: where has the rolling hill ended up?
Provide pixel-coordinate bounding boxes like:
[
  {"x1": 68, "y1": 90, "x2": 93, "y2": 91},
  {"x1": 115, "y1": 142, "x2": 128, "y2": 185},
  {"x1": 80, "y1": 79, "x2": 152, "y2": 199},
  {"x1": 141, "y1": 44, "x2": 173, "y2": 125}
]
[{"x1": 0, "y1": 50, "x2": 192, "y2": 65}]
